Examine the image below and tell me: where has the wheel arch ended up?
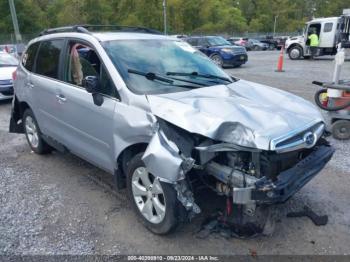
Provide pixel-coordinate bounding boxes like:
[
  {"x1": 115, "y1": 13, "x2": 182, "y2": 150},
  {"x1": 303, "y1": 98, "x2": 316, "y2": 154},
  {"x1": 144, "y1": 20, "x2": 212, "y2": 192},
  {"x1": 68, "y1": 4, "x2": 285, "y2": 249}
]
[
  {"x1": 9, "y1": 96, "x2": 32, "y2": 133},
  {"x1": 114, "y1": 142, "x2": 149, "y2": 189},
  {"x1": 209, "y1": 52, "x2": 221, "y2": 58}
]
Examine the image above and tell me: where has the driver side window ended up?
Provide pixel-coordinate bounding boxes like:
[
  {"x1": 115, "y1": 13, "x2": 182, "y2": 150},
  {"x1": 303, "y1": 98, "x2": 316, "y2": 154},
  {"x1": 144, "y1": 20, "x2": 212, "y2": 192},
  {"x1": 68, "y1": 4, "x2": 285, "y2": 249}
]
[{"x1": 64, "y1": 41, "x2": 118, "y2": 98}]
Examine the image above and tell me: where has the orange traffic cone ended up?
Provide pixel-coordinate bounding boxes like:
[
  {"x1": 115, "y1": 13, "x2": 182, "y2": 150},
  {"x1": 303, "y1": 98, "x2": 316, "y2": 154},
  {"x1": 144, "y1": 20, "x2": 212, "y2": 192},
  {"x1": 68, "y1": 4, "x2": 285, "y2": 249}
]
[{"x1": 275, "y1": 46, "x2": 285, "y2": 72}]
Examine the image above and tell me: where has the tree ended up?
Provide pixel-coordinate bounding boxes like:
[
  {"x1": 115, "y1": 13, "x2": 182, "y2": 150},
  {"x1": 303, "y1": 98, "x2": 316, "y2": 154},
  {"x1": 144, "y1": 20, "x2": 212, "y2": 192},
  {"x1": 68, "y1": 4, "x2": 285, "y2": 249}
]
[{"x1": 0, "y1": 0, "x2": 348, "y2": 38}]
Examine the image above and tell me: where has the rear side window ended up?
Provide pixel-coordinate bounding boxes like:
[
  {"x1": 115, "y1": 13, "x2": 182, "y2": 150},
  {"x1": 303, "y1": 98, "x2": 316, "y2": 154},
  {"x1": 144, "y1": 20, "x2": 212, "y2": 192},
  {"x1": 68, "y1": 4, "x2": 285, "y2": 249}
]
[
  {"x1": 22, "y1": 42, "x2": 39, "y2": 72},
  {"x1": 35, "y1": 40, "x2": 64, "y2": 79},
  {"x1": 198, "y1": 38, "x2": 209, "y2": 46},
  {"x1": 186, "y1": 38, "x2": 198, "y2": 46},
  {"x1": 324, "y1": 23, "x2": 333, "y2": 33}
]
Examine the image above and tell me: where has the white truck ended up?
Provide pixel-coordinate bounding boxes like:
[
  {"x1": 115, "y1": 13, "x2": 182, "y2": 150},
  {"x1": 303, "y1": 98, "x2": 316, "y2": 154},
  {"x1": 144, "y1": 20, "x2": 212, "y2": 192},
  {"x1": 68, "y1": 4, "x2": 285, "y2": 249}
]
[{"x1": 285, "y1": 10, "x2": 350, "y2": 60}]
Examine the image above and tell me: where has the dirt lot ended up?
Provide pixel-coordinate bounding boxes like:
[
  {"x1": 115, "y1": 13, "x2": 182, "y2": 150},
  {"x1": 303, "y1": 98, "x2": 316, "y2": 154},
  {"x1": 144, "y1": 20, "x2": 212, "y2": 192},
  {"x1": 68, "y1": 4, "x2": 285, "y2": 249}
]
[{"x1": 0, "y1": 51, "x2": 349, "y2": 256}]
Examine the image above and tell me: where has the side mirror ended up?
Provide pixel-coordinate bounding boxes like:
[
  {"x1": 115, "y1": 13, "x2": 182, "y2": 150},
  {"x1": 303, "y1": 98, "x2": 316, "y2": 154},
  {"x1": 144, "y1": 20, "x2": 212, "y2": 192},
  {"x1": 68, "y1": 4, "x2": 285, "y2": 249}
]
[
  {"x1": 82, "y1": 75, "x2": 100, "y2": 94},
  {"x1": 82, "y1": 76, "x2": 104, "y2": 106}
]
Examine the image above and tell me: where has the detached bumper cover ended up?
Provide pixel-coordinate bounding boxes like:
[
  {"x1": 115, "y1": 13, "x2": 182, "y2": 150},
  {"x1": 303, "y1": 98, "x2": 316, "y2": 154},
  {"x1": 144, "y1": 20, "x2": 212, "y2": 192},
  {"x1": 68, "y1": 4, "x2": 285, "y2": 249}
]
[
  {"x1": 250, "y1": 144, "x2": 334, "y2": 204},
  {"x1": 9, "y1": 96, "x2": 24, "y2": 133}
]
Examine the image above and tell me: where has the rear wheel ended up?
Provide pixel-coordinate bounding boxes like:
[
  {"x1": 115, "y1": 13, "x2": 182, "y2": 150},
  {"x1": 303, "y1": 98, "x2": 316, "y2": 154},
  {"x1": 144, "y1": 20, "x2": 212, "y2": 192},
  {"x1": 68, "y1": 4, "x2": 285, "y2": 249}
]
[
  {"x1": 288, "y1": 46, "x2": 302, "y2": 60},
  {"x1": 332, "y1": 120, "x2": 350, "y2": 140},
  {"x1": 23, "y1": 109, "x2": 52, "y2": 154},
  {"x1": 253, "y1": 45, "x2": 261, "y2": 51},
  {"x1": 126, "y1": 153, "x2": 186, "y2": 234}
]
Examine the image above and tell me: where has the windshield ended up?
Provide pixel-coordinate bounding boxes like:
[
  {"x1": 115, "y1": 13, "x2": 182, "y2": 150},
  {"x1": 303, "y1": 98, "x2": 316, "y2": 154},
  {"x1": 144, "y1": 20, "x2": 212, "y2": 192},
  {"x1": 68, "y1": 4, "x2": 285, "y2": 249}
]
[
  {"x1": 103, "y1": 39, "x2": 233, "y2": 94},
  {"x1": 207, "y1": 37, "x2": 231, "y2": 46},
  {"x1": 0, "y1": 53, "x2": 18, "y2": 67}
]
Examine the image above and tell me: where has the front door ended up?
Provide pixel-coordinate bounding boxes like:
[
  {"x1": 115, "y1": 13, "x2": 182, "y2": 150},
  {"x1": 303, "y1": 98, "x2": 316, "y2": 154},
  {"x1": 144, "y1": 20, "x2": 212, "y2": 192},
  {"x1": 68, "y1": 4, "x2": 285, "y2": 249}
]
[
  {"x1": 57, "y1": 40, "x2": 119, "y2": 172},
  {"x1": 320, "y1": 21, "x2": 337, "y2": 48}
]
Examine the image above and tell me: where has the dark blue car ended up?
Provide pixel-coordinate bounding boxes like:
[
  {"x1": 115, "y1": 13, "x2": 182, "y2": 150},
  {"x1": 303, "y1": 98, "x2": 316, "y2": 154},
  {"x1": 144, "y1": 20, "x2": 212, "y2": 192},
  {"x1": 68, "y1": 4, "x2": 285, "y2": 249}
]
[{"x1": 185, "y1": 36, "x2": 248, "y2": 68}]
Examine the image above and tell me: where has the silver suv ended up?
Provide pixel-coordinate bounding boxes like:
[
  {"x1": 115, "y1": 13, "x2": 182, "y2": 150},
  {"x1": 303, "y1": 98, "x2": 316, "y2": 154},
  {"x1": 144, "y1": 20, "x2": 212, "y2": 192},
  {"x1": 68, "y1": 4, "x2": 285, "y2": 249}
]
[{"x1": 10, "y1": 26, "x2": 334, "y2": 235}]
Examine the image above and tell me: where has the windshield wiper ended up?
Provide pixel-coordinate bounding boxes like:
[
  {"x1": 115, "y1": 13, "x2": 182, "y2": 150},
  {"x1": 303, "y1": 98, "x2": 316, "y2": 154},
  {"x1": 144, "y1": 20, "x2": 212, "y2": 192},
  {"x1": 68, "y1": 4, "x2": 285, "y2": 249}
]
[
  {"x1": 128, "y1": 69, "x2": 174, "y2": 84},
  {"x1": 128, "y1": 68, "x2": 207, "y2": 87},
  {"x1": 166, "y1": 71, "x2": 232, "y2": 83}
]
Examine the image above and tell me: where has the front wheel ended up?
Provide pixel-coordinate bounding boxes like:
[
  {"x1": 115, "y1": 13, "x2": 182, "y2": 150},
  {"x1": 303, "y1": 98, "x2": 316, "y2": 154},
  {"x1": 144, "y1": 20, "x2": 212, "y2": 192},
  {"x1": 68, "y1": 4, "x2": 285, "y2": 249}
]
[
  {"x1": 210, "y1": 54, "x2": 223, "y2": 67},
  {"x1": 288, "y1": 46, "x2": 303, "y2": 60},
  {"x1": 126, "y1": 153, "x2": 186, "y2": 234}
]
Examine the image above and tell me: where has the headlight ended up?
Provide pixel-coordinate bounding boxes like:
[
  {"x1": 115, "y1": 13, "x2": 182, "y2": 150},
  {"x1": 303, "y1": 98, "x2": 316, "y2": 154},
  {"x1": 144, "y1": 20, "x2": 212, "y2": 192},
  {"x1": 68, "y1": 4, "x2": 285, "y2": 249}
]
[{"x1": 221, "y1": 48, "x2": 235, "y2": 54}]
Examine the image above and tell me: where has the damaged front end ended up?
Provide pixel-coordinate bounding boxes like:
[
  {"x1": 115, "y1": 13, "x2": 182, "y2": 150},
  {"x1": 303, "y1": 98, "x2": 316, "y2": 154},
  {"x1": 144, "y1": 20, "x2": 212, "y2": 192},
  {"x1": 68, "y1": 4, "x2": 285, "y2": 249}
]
[{"x1": 142, "y1": 118, "x2": 334, "y2": 234}]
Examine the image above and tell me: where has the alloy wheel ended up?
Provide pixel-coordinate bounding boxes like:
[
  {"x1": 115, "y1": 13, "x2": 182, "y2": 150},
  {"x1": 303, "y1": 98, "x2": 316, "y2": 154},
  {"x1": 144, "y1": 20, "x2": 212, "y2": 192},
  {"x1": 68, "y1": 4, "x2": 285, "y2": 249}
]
[
  {"x1": 25, "y1": 116, "x2": 39, "y2": 148},
  {"x1": 131, "y1": 167, "x2": 166, "y2": 224},
  {"x1": 211, "y1": 55, "x2": 223, "y2": 67}
]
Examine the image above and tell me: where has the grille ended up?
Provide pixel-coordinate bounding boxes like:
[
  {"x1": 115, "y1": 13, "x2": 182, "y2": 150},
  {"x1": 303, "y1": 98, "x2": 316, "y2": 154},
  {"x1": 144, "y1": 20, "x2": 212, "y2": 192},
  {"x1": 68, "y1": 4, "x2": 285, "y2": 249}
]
[{"x1": 271, "y1": 122, "x2": 325, "y2": 153}]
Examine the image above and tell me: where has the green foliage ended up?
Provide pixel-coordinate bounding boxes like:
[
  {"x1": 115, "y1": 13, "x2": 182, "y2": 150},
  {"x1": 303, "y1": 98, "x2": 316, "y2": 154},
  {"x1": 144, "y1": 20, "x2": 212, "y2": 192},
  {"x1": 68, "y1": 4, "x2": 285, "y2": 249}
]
[{"x1": 0, "y1": 0, "x2": 349, "y2": 35}]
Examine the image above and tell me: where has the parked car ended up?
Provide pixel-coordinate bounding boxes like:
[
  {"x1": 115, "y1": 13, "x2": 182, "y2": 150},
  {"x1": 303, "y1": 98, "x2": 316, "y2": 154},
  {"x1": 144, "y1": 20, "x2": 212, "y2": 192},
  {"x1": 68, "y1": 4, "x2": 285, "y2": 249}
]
[
  {"x1": 248, "y1": 39, "x2": 269, "y2": 51},
  {"x1": 170, "y1": 34, "x2": 188, "y2": 39},
  {"x1": 10, "y1": 26, "x2": 334, "y2": 235},
  {"x1": 185, "y1": 36, "x2": 248, "y2": 67},
  {"x1": 0, "y1": 44, "x2": 16, "y2": 54},
  {"x1": 0, "y1": 51, "x2": 18, "y2": 100},
  {"x1": 227, "y1": 37, "x2": 253, "y2": 51},
  {"x1": 275, "y1": 36, "x2": 289, "y2": 50},
  {"x1": 256, "y1": 36, "x2": 278, "y2": 50}
]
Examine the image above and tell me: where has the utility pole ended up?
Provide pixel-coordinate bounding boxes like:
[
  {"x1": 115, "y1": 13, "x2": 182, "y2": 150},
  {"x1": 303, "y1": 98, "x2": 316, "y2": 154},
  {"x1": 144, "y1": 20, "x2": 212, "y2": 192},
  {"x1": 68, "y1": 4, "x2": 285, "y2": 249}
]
[
  {"x1": 8, "y1": 0, "x2": 22, "y2": 43},
  {"x1": 273, "y1": 15, "x2": 278, "y2": 37},
  {"x1": 163, "y1": 0, "x2": 167, "y2": 35}
]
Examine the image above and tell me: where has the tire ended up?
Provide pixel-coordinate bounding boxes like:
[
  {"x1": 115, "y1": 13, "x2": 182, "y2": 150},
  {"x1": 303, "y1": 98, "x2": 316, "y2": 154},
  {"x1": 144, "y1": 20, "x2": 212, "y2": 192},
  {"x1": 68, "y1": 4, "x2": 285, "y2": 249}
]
[
  {"x1": 253, "y1": 45, "x2": 260, "y2": 51},
  {"x1": 210, "y1": 54, "x2": 223, "y2": 67},
  {"x1": 23, "y1": 109, "x2": 52, "y2": 154},
  {"x1": 332, "y1": 120, "x2": 350, "y2": 140},
  {"x1": 126, "y1": 153, "x2": 186, "y2": 234},
  {"x1": 288, "y1": 46, "x2": 303, "y2": 60}
]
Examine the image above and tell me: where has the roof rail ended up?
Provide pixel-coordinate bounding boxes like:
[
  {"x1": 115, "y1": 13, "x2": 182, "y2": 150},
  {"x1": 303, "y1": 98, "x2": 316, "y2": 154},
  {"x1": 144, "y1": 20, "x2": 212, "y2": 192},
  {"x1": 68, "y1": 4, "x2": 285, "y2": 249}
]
[
  {"x1": 82, "y1": 25, "x2": 163, "y2": 35},
  {"x1": 38, "y1": 24, "x2": 162, "y2": 36},
  {"x1": 39, "y1": 25, "x2": 90, "y2": 36}
]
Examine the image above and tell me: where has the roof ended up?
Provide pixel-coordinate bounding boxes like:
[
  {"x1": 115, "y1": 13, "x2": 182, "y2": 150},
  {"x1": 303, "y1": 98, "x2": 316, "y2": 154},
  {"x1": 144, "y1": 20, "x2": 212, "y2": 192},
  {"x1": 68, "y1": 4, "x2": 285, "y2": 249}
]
[{"x1": 309, "y1": 17, "x2": 339, "y2": 23}]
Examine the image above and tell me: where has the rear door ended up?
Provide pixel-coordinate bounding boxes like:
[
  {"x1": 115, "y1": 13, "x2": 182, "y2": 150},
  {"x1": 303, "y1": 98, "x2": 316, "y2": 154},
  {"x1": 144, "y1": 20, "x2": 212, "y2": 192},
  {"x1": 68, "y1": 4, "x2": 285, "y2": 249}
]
[
  {"x1": 197, "y1": 38, "x2": 210, "y2": 55},
  {"x1": 16, "y1": 42, "x2": 40, "y2": 108},
  {"x1": 30, "y1": 39, "x2": 66, "y2": 140}
]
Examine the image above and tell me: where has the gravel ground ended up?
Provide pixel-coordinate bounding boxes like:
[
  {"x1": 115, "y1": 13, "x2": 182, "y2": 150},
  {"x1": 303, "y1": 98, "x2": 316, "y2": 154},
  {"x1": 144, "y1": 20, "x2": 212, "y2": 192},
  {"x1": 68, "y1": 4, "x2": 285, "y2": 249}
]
[{"x1": 0, "y1": 51, "x2": 349, "y2": 256}]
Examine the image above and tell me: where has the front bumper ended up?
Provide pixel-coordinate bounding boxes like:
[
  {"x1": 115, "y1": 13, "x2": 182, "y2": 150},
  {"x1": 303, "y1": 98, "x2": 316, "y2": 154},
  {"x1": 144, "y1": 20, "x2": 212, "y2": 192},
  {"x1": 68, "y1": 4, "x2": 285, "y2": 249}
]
[
  {"x1": 233, "y1": 144, "x2": 334, "y2": 205},
  {"x1": 222, "y1": 53, "x2": 248, "y2": 66},
  {"x1": 0, "y1": 84, "x2": 14, "y2": 96}
]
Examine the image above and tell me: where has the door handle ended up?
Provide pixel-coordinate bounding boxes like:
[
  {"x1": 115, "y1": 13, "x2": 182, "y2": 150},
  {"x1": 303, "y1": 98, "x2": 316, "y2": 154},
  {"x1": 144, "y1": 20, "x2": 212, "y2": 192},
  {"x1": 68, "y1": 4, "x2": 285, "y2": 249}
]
[
  {"x1": 56, "y1": 94, "x2": 67, "y2": 103},
  {"x1": 26, "y1": 83, "x2": 34, "y2": 89}
]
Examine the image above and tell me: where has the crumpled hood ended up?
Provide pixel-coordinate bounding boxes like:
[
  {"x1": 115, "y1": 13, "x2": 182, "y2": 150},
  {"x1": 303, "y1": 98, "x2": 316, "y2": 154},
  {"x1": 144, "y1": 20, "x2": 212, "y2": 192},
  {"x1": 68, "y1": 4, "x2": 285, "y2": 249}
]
[{"x1": 146, "y1": 80, "x2": 324, "y2": 150}]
